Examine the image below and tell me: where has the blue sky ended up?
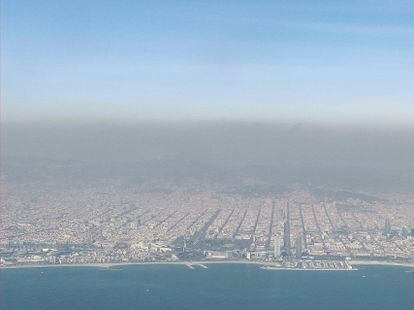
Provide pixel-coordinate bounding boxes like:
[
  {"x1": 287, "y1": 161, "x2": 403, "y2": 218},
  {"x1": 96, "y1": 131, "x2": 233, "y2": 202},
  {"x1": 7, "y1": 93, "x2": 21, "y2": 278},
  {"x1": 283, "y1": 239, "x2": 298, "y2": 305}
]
[{"x1": 2, "y1": 0, "x2": 414, "y2": 123}]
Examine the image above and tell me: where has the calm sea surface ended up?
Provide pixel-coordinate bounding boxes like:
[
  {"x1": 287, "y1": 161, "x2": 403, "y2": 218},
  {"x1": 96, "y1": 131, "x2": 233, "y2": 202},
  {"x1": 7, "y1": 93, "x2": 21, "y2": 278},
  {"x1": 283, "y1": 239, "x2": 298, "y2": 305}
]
[{"x1": 1, "y1": 264, "x2": 413, "y2": 310}]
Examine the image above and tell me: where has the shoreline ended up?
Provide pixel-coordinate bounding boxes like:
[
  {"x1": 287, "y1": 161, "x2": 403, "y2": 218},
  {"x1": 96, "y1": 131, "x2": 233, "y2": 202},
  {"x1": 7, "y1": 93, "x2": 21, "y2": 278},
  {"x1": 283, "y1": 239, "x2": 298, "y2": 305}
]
[
  {"x1": 0, "y1": 260, "x2": 265, "y2": 270},
  {"x1": 1, "y1": 259, "x2": 413, "y2": 270},
  {"x1": 349, "y1": 260, "x2": 414, "y2": 269}
]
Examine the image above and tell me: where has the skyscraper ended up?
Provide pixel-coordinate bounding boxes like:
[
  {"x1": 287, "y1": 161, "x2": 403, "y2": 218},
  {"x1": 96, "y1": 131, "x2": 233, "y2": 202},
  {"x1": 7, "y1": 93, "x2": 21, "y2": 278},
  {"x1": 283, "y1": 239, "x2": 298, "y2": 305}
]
[
  {"x1": 401, "y1": 226, "x2": 408, "y2": 239},
  {"x1": 273, "y1": 237, "x2": 281, "y2": 258},
  {"x1": 295, "y1": 236, "x2": 302, "y2": 259},
  {"x1": 384, "y1": 218, "x2": 391, "y2": 236},
  {"x1": 283, "y1": 203, "x2": 291, "y2": 256}
]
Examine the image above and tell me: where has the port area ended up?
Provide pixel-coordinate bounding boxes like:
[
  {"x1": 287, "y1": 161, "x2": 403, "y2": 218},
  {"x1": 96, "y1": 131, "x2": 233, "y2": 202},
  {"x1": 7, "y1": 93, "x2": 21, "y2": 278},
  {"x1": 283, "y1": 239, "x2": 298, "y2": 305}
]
[{"x1": 260, "y1": 259, "x2": 354, "y2": 271}]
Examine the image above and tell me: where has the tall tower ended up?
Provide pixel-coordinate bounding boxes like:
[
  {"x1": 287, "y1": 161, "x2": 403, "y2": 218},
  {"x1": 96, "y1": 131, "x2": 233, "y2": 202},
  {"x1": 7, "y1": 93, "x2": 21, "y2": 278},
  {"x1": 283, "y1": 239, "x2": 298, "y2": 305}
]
[
  {"x1": 182, "y1": 239, "x2": 187, "y2": 253},
  {"x1": 273, "y1": 237, "x2": 281, "y2": 258},
  {"x1": 295, "y1": 236, "x2": 302, "y2": 259},
  {"x1": 384, "y1": 218, "x2": 391, "y2": 236},
  {"x1": 283, "y1": 202, "x2": 291, "y2": 256}
]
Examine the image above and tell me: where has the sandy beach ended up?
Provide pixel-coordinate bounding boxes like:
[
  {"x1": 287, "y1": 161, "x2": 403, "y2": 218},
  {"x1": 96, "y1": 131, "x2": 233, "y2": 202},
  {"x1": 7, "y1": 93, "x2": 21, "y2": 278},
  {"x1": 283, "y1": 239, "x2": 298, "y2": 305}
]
[
  {"x1": 0, "y1": 260, "x2": 266, "y2": 270},
  {"x1": 3, "y1": 259, "x2": 412, "y2": 270},
  {"x1": 349, "y1": 260, "x2": 414, "y2": 269}
]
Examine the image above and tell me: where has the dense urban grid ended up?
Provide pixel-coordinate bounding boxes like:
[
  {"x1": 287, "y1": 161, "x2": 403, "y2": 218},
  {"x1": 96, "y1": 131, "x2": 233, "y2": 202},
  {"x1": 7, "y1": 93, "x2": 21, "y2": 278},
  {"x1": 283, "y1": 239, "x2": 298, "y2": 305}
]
[{"x1": 2, "y1": 181, "x2": 414, "y2": 270}]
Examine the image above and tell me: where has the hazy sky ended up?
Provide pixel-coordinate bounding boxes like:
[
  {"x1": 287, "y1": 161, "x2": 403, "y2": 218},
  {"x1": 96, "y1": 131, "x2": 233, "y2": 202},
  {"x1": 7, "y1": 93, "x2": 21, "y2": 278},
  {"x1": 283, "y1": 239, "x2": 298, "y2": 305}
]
[
  {"x1": 4, "y1": 122, "x2": 414, "y2": 190},
  {"x1": 2, "y1": 0, "x2": 414, "y2": 123}
]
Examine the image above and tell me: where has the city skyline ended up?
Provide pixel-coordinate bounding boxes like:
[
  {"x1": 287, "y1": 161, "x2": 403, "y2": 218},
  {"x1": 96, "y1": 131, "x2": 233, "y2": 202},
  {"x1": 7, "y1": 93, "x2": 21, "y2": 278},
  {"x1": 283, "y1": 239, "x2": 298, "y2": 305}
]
[{"x1": 2, "y1": 1, "x2": 414, "y2": 309}]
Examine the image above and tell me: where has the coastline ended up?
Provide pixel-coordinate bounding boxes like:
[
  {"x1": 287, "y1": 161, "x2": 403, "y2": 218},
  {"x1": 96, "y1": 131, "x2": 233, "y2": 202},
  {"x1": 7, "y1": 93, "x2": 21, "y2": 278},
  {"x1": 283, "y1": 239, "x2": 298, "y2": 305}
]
[
  {"x1": 2, "y1": 259, "x2": 413, "y2": 270},
  {"x1": 0, "y1": 260, "x2": 265, "y2": 270},
  {"x1": 349, "y1": 260, "x2": 414, "y2": 269}
]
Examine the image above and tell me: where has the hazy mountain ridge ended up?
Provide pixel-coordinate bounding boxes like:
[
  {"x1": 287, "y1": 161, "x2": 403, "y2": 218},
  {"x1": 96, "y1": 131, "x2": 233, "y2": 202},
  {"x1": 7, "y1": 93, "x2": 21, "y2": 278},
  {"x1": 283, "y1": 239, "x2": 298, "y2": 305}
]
[{"x1": 3, "y1": 121, "x2": 414, "y2": 191}]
